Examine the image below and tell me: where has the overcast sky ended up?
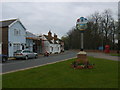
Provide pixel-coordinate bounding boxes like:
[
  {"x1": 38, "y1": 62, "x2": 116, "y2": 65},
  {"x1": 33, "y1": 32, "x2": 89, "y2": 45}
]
[{"x1": 1, "y1": 2, "x2": 118, "y2": 38}]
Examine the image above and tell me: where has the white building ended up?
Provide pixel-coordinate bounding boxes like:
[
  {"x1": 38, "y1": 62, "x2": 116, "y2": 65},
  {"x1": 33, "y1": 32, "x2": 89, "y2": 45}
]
[
  {"x1": 41, "y1": 31, "x2": 63, "y2": 54},
  {"x1": 0, "y1": 19, "x2": 26, "y2": 57}
]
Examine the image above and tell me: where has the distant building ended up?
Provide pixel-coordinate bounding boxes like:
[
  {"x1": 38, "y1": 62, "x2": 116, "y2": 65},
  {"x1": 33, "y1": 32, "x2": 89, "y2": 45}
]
[
  {"x1": 41, "y1": 31, "x2": 64, "y2": 54},
  {"x1": 0, "y1": 19, "x2": 26, "y2": 57}
]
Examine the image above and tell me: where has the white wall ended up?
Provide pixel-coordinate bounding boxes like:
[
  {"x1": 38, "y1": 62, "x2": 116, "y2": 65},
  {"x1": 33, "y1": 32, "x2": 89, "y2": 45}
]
[
  {"x1": 44, "y1": 40, "x2": 50, "y2": 53},
  {"x1": 49, "y1": 44, "x2": 60, "y2": 54},
  {"x1": 44, "y1": 42, "x2": 61, "y2": 54},
  {"x1": 8, "y1": 21, "x2": 26, "y2": 57},
  {"x1": 42, "y1": 35, "x2": 61, "y2": 54}
]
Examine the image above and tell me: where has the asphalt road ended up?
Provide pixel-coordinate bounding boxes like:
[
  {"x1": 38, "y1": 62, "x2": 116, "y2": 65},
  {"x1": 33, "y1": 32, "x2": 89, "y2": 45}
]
[
  {"x1": 2, "y1": 51, "x2": 77, "y2": 74},
  {"x1": 1, "y1": 50, "x2": 119, "y2": 74}
]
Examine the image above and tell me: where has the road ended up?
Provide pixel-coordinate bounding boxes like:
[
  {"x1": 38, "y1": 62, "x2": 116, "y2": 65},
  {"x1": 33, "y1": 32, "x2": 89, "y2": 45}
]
[
  {"x1": 1, "y1": 50, "x2": 119, "y2": 74},
  {"x1": 2, "y1": 51, "x2": 77, "y2": 74}
]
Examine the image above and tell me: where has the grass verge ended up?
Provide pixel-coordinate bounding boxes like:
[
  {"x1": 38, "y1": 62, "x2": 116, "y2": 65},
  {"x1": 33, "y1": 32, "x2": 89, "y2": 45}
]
[
  {"x1": 2, "y1": 57, "x2": 118, "y2": 88},
  {"x1": 110, "y1": 53, "x2": 120, "y2": 57}
]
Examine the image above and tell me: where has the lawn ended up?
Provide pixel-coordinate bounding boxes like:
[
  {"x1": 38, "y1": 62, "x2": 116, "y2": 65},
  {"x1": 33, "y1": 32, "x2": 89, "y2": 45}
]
[
  {"x1": 110, "y1": 53, "x2": 120, "y2": 57},
  {"x1": 2, "y1": 57, "x2": 118, "y2": 88}
]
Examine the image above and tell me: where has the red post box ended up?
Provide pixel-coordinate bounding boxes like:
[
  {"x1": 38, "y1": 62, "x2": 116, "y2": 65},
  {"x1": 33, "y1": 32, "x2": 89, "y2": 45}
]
[{"x1": 104, "y1": 45, "x2": 110, "y2": 53}]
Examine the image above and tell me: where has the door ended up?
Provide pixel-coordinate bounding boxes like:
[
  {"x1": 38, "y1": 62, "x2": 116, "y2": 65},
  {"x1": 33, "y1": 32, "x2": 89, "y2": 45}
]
[
  {"x1": 29, "y1": 51, "x2": 35, "y2": 58},
  {"x1": 27, "y1": 50, "x2": 33, "y2": 58}
]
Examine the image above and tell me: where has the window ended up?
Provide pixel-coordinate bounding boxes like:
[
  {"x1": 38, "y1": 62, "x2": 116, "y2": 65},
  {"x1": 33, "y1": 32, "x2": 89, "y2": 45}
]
[
  {"x1": 23, "y1": 50, "x2": 30, "y2": 53},
  {"x1": 14, "y1": 29, "x2": 20, "y2": 36},
  {"x1": 15, "y1": 50, "x2": 22, "y2": 53},
  {"x1": 13, "y1": 43, "x2": 21, "y2": 52},
  {"x1": 51, "y1": 46, "x2": 53, "y2": 51}
]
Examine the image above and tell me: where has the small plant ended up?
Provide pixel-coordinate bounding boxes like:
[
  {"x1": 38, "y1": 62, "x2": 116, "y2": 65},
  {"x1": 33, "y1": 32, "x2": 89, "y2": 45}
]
[{"x1": 71, "y1": 60, "x2": 94, "y2": 69}]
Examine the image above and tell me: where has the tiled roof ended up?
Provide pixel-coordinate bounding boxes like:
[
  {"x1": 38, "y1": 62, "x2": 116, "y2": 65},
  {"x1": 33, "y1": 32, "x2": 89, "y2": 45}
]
[
  {"x1": 43, "y1": 35, "x2": 61, "y2": 44},
  {"x1": 44, "y1": 35, "x2": 53, "y2": 44},
  {"x1": 0, "y1": 19, "x2": 17, "y2": 27}
]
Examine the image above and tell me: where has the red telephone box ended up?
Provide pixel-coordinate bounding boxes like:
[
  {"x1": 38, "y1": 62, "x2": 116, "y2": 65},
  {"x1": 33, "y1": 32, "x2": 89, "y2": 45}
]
[{"x1": 104, "y1": 45, "x2": 110, "y2": 53}]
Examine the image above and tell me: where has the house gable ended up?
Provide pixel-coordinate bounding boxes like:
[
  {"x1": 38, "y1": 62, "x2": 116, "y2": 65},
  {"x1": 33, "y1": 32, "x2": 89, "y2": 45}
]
[
  {"x1": 9, "y1": 19, "x2": 26, "y2": 30},
  {"x1": 0, "y1": 19, "x2": 26, "y2": 30}
]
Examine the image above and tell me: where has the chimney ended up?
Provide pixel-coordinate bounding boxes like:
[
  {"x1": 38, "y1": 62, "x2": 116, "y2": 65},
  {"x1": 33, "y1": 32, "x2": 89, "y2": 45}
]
[
  {"x1": 54, "y1": 33, "x2": 57, "y2": 40},
  {"x1": 48, "y1": 31, "x2": 52, "y2": 37}
]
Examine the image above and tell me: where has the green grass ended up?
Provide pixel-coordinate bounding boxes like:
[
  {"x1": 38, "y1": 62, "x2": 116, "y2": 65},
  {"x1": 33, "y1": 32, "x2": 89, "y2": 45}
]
[
  {"x1": 2, "y1": 57, "x2": 118, "y2": 88},
  {"x1": 0, "y1": 75, "x2": 2, "y2": 89},
  {"x1": 110, "y1": 53, "x2": 120, "y2": 57}
]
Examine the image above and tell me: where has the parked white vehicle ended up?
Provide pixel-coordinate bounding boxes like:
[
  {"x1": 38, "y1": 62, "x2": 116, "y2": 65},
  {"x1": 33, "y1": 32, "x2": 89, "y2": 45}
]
[{"x1": 14, "y1": 50, "x2": 38, "y2": 60}]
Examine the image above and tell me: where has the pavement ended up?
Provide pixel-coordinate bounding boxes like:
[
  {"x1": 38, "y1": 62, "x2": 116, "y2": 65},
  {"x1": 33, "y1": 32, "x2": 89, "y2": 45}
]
[
  {"x1": 87, "y1": 52, "x2": 119, "y2": 61},
  {"x1": 1, "y1": 50, "x2": 119, "y2": 74}
]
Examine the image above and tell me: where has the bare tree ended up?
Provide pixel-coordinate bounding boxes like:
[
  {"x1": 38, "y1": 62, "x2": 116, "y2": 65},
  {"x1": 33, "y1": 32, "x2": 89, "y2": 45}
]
[
  {"x1": 101, "y1": 9, "x2": 113, "y2": 44},
  {"x1": 62, "y1": 9, "x2": 118, "y2": 50}
]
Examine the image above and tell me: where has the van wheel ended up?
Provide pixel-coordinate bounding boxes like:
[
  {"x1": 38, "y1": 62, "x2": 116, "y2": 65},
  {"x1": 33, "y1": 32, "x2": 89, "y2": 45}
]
[{"x1": 25, "y1": 56, "x2": 28, "y2": 60}]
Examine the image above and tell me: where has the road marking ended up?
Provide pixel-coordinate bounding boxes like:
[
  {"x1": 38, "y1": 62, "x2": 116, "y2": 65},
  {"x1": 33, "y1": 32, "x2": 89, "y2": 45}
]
[{"x1": 1, "y1": 57, "x2": 76, "y2": 75}]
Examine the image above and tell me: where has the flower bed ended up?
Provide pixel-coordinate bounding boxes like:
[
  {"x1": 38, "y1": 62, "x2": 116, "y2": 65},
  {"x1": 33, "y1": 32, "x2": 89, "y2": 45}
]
[{"x1": 71, "y1": 60, "x2": 94, "y2": 69}]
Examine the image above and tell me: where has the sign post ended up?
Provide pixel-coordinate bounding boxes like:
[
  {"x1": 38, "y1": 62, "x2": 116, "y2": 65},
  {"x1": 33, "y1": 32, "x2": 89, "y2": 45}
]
[
  {"x1": 81, "y1": 33, "x2": 83, "y2": 50},
  {"x1": 76, "y1": 17, "x2": 88, "y2": 50},
  {"x1": 71, "y1": 17, "x2": 95, "y2": 69},
  {"x1": 76, "y1": 17, "x2": 88, "y2": 65}
]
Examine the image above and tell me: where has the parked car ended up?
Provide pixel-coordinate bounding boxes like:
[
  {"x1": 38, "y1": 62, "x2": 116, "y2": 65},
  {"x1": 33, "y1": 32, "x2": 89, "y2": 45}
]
[
  {"x1": 14, "y1": 50, "x2": 38, "y2": 60},
  {"x1": 0, "y1": 54, "x2": 8, "y2": 63}
]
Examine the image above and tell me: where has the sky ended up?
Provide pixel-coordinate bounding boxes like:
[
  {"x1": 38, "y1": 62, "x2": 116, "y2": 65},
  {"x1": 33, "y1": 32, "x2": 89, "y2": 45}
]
[{"x1": 1, "y1": 1, "x2": 119, "y2": 38}]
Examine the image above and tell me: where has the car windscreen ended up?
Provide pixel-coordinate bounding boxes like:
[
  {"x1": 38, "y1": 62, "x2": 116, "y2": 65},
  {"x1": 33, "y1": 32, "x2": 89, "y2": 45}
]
[
  {"x1": 23, "y1": 51, "x2": 30, "y2": 53},
  {"x1": 15, "y1": 50, "x2": 22, "y2": 53}
]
